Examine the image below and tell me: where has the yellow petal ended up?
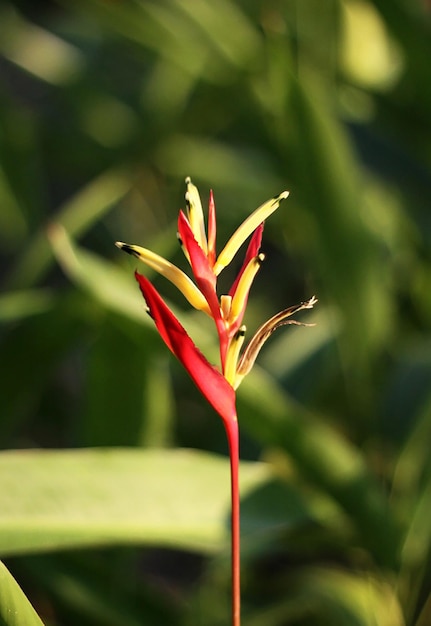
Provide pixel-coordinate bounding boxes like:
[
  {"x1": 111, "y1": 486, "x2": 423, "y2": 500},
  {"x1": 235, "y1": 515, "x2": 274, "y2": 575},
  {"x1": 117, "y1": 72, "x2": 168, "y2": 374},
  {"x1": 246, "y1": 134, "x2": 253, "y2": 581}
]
[
  {"x1": 224, "y1": 326, "x2": 246, "y2": 386},
  {"x1": 234, "y1": 295, "x2": 317, "y2": 388},
  {"x1": 228, "y1": 253, "x2": 264, "y2": 324},
  {"x1": 220, "y1": 294, "x2": 232, "y2": 321},
  {"x1": 115, "y1": 241, "x2": 211, "y2": 314},
  {"x1": 185, "y1": 176, "x2": 208, "y2": 254},
  {"x1": 213, "y1": 191, "x2": 289, "y2": 276}
]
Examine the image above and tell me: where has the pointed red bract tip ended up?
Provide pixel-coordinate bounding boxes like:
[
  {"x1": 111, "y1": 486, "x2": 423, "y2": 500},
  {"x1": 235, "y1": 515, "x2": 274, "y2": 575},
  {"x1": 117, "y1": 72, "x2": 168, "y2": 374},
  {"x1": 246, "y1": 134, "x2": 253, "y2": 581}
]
[
  {"x1": 135, "y1": 272, "x2": 237, "y2": 424},
  {"x1": 207, "y1": 189, "x2": 217, "y2": 268}
]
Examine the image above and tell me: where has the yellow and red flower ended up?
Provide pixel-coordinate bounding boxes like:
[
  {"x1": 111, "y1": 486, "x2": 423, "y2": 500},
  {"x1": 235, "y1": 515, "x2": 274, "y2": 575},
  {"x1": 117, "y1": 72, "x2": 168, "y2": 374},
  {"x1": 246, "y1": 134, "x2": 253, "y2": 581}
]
[{"x1": 116, "y1": 177, "x2": 316, "y2": 425}]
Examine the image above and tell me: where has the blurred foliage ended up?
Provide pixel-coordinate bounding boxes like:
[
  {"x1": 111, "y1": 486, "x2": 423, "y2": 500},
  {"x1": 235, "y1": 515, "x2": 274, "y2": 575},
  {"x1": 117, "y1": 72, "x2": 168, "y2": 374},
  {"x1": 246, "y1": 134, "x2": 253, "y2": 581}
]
[{"x1": 1, "y1": 0, "x2": 431, "y2": 624}]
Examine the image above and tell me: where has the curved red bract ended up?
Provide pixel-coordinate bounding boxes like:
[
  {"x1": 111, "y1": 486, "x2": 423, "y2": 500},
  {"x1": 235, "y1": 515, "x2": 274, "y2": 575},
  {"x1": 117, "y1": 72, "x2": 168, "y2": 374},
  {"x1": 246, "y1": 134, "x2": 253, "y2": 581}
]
[{"x1": 135, "y1": 271, "x2": 237, "y2": 425}]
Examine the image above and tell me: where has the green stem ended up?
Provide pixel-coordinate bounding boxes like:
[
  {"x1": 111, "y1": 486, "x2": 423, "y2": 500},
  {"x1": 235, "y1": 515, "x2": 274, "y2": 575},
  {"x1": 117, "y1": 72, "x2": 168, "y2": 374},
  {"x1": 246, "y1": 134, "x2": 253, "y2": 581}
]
[{"x1": 227, "y1": 419, "x2": 240, "y2": 626}]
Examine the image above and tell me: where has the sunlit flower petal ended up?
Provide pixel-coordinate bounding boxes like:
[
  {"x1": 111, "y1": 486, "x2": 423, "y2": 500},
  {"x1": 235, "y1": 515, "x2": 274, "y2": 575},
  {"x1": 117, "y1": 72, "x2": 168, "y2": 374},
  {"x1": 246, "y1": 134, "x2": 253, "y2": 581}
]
[
  {"x1": 228, "y1": 254, "x2": 264, "y2": 327},
  {"x1": 185, "y1": 176, "x2": 208, "y2": 254},
  {"x1": 213, "y1": 191, "x2": 289, "y2": 276},
  {"x1": 135, "y1": 271, "x2": 237, "y2": 424},
  {"x1": 115, "y1": 241, "x2": 211, "y2": 315}
]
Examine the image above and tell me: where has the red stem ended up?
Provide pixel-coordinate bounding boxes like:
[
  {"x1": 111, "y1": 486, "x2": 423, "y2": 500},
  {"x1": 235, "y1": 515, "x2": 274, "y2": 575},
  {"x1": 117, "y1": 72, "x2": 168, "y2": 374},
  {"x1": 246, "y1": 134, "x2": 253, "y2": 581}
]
[{"x1": 226, "y1": 419, "x2": 240, "y2": 626}]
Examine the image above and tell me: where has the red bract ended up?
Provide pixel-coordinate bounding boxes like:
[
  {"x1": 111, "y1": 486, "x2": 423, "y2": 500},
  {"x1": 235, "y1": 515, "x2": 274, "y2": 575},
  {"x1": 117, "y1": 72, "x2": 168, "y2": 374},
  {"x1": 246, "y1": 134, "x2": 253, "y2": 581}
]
[{"x1": 135, "y1": 271, "x2": 237, "y2": 425}]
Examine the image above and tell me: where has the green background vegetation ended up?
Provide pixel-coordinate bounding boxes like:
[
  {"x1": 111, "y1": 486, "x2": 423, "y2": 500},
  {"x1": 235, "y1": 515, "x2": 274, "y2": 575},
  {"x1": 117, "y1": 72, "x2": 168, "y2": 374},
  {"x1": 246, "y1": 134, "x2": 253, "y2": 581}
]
[{"x1": 1, "y1": 0, "x2": 431, "y2": 624}]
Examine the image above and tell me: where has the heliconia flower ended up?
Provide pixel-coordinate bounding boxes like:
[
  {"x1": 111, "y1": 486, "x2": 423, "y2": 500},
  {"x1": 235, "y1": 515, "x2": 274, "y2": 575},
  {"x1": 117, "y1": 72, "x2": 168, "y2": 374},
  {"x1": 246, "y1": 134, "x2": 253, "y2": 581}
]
[
  {"x1": 116, "y1": 177, "x2": 317, "y2": 426},
  {"x1": 117, "y1": 178, "x2": 316, "y2": 626}
]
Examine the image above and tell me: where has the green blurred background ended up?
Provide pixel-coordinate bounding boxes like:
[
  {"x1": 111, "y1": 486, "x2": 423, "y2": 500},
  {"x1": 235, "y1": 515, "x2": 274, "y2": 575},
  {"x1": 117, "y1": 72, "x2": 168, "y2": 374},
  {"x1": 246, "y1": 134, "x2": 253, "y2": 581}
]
[{"x1": 1, "y1": 0, "x2": 431, "y2": 624}]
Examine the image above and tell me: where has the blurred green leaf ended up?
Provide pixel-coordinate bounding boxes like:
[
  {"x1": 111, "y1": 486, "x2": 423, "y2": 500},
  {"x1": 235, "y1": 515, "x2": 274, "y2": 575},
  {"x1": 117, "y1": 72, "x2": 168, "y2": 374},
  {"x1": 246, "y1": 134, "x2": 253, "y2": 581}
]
[
  {"x1": 245, "y1": 567, "x2": 405, "y2": 626},
  {"x1": 155, "y1": 134, "x2": 282, "y2": 193},
  {"x1": 0, "y1": 165, "x2": 28, "y2": 248},
  {"x1": 172, "y1": 0, "x2": 260, "y2": 69},
  {"x1": 393, "y1": 391, "x2": 431, "y2": 622},
  {"x1": 0, "y1": 290, "x2": 54, "y2": 323},
  {"x1": 293, "y1": 567, "x2": 404, "y2": 626},
  {"x1": 48, "y1": 224, "x2": 149, "y2": 325},
  {"x1": 0, "y1": 5, "x2": 84, "y2": 85},
  {"x1": 0, "y1": 448, "x2": 269, "y2": 556},
  {"x1": 287, "y1": 77, "x2": 393, "y2": 365},
  {"x1": 9, "y1": 168, "x2": 133, "y2": 289},
  {"x1": 0, "y1": 561, "x2": 45, "y2": 626}
]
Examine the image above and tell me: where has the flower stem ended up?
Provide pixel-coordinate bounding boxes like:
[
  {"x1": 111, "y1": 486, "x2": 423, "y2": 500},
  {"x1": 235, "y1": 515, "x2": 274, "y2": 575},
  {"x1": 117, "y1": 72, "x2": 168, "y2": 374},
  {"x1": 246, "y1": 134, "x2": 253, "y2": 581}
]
[{"x1": 226, "y1": 419, "x2": 240, "y2": 626}]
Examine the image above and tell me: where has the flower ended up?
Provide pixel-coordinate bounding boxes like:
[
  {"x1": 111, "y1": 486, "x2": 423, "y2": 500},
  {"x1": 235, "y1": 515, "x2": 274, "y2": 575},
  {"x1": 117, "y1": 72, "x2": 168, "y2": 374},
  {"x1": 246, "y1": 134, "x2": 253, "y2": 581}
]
[{"x1": 116, "y1": 177, "x2": 317, "y2": 425}]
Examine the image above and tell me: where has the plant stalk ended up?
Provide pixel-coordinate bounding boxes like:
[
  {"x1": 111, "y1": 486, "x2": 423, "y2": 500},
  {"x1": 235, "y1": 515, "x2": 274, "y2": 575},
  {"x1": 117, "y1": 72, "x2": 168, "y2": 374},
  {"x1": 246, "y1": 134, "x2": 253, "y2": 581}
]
[{"x1": 227, "y1": 419, "x2": 240, "y2": 626}]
